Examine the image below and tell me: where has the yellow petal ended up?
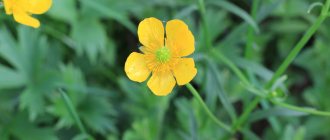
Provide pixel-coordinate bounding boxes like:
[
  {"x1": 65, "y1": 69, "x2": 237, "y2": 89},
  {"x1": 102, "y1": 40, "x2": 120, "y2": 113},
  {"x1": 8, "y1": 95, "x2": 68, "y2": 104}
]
[
  {"x1": 3, "y1": 0, "x2": 13, "y2": 14},
  {"x1": 173, "y1": 58, "x2": 197, "y2": 85},
  {"x1": 147, "y1": 71, "x2": 175, "y2": 96},
  {"x1": 166, "y1": 19, "x2": 195, "y2": 57},
  {"x1": 138, "y1": 17, "x2": 164, "y2": 53},
  {"x1": 28, "y1": 0, "x2": 52, "y2": 14},
  {"x1": 13, "y1": 9, "x2": 40, "y2": 28},
  {"x1": 125, "y1": 52, "x2": 151, "y2": 82}
]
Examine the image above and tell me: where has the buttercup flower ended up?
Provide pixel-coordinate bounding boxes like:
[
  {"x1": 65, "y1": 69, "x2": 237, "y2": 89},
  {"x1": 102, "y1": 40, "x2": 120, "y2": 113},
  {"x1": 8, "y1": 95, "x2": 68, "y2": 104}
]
[
  {"x1": 3, "y1": 0, "x2": 52, "y2": 28},
  {"x1": 125, "y1": 17, "x2": 197, "y2": 96}
]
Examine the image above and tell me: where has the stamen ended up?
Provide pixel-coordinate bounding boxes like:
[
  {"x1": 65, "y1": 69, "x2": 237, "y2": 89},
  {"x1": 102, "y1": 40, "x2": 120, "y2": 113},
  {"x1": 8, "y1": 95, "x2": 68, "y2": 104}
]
[{"x1": 155, "y1": 47, "x2": 171, "y2": 63}]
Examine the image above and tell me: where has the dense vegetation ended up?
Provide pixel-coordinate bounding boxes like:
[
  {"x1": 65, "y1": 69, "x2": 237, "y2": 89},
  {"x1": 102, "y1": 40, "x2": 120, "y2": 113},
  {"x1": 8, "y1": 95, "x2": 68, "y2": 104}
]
[{"x1": 0, "y1": 0, "x2": 330, "y2": 139}]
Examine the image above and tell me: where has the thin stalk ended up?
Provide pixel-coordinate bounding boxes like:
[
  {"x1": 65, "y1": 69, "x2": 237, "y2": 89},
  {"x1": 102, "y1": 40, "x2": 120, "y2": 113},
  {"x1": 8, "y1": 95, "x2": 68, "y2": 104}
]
[
  {"x1": 196, "y1": 0, "x2": 247, "y2": 134},
  {"x1": 186, "y1": 83, "x2": 232, "y2": 133},
  {"x1": 234, "y1": 0, "x2": 263, "y2": 132},
  {"x1": 59, "y1": 89, "x2": 92, "y2": 139},
  {"x1": 248, "y1": 0, "x2": 283, "y2": 130},
  {"x1": 232, "y1": 0, "x2": 330, "y2": 136},
  {"x1": 265, "y1": 0, "x2": 330, "y2": 89}
]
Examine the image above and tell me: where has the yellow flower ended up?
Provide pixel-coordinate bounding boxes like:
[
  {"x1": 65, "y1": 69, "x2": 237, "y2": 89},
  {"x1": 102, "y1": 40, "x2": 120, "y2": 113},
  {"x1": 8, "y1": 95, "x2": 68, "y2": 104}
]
[
  {"x1": 125, "y1": 17, "x2": 197, "y2": 96},
  {"x1": 3, "y1": 0, "x2": 52, "y2": 28}
]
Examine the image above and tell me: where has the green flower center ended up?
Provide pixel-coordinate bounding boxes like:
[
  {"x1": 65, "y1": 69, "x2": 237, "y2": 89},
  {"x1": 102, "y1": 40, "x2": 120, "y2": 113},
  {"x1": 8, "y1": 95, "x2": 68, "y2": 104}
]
[{"x1": 156, "y1": 47, "x2": 171, "y2": 63}]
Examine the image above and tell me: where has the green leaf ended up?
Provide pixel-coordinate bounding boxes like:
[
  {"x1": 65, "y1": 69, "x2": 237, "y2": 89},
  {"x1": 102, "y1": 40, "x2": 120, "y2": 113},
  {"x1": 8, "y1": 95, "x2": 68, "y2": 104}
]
[
  {"x1": 294, "y1": 127, "x2": 306, "y2": 140},
  {"x1": 80, "y1": 0, "x2": 136, "y2": 33},
  {"x1": 257, "y1": 0, "x2": 286, "y2": 21},
  {"x1": 71, "y1": 18, "x2": 107, "y2": 63},
  {"x1": 175, "y1": 98, "x2": 198, "y2": 140},
  {"x1": 249, "y1": 107, "x2": 307, "y2": 123},
  {"x1": 241, "y1": 128, "x2": 261, "y2": 140},
  {"x1": 20, "y1": 88, "x2": 45, "y2": 121},
  {"x1": 0, "y1": 65, "x2": 25, "y2": 89},
  {"x1": 0, "y1": 26, "x2": 59, "y2": 121},
  {"x1": 48, "y1": 65, "x2": 86, "y2": 128},
  {"x1": 209, "y1": 0, "x2": 260, "y2": 33},
  {"x1": 175, "y1": 5, "x2": 198, "y2": 19},
  {"x1": 282, "y1": 125, "x2": 294, "y2": 140},
  {"x1": 0, "y1": 26, "x2": 22, "y2": 69},
  {"x1": 174, "y1": 98, "x2": 227, "y2": 140},
  {"x1": 59, "y1": 64, "x2": 86, "y2": 99},
  {"x1": 73, "y1": 134, "x2": 93, "y2": 140},
  {"x1": 79, "y1": 96, "x2": 117, "y2": 134},
  {"x1": 205, "y1": 60, "x2": 237, "y2": 122},
  {"x1": 123, "y1": 118, "x2": 158, "y2": 140},
  {"x1": 204, "y1": 9, "x2": 230, "y2": 43},
  {"x1": 100, "y1": 40, "x2": 117, "y2": 66},
  {"x1": 7, "y1": 112, "x2": 58, "y2": 140}
]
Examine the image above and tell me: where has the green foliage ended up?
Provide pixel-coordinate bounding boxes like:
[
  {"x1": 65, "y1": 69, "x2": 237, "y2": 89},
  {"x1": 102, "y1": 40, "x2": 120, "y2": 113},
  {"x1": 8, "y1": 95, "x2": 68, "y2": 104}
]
[
  {"x1": 1, "y1": 0, "x2": 330, "y2": 139},
  {"x1": 0, "y1": 112, "x2": 58, "y2": 140}
]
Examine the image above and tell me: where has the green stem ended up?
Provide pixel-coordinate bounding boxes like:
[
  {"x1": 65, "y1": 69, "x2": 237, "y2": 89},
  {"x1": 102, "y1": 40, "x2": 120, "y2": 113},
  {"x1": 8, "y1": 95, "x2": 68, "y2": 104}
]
[
  {"x1": 186, "y1": 83, "x2": 232, "y2": 133},
  {"x1": 265, "y1": 0, "x2": 330, "y2": 89},
  {"x1": 197, "y1": 0, "x2": 212, "y2": 50},
  {"x1": 59, "y1": 89, "x2": 91, "y2": 139},
  {"x1": 271, "y1": 100, "x2": 330, "y2": 116},
  {"x1": 247, "y1": 0, "x2": 282, "y2": 131},
  {"x1": 232, "y1": 0, "x2": 330, "y2": 135}
]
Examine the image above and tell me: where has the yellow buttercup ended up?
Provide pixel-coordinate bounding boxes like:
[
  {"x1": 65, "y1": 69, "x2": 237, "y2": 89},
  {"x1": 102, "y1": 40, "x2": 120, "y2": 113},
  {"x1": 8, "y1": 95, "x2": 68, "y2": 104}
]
[
  {"x1": 3, "y1": 0, "x2": 52, "y2": 28},
  {"x1": 125, "y1": 17, "x2": 197, "y2": 96}
]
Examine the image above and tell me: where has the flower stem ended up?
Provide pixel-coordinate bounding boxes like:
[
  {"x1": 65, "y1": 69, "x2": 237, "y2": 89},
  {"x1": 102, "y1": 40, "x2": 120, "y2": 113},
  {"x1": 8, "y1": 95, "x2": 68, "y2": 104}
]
[
  {"x1": 186, "y1": 83, "x2": 232, "y2": 133},
  {"x1": 244, "y1": 0, "x2": 282, "y2": 133},
  {"x1": 231, "y1": 0, "x2": 330, "y2": 135},
  {"x1": 59, "y1": 89, "x2": 92, "y2": 139},
  {"x1": 265, "y1": 0, "x2": 330, "y2": 89}
]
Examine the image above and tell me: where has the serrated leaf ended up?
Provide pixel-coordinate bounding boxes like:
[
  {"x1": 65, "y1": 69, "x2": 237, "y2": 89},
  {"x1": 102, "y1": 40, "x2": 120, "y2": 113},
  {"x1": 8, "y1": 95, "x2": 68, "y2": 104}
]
[
  {"x1": 71, "y1": 18, "x2": 107, "y2": 63},
  {"x1": 19, "y1": 88, "x2": 45, "y2": 121},
  {"x1": 79, "y1": 0, "x2": 136, "y2": 33},
  {"x1": 0, "y1": 26, "x2": 58, "y2": 120},
  {"x1": 48, "y1": 65, "x2": 86, "y2": 129},
  {"x1": 123, "y1": 118, "x2": 158, "y2": 140},
  {"x1": 79, "y1": 96, "x2": 116, "y2": 134}
]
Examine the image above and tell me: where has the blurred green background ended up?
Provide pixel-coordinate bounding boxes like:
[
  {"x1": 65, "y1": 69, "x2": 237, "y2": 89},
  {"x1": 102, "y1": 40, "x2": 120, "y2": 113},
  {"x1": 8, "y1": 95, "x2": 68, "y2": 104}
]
[{"x1": 0, "y1": 0, "x2": 330, "y2": 139}]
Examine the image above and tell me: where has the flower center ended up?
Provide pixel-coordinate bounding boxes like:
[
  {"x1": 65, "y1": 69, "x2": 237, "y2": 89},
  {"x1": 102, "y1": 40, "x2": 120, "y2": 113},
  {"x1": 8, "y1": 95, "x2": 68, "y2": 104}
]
[{"x1": 155, "y1": 47, "x2": 171, "y2": 63}]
